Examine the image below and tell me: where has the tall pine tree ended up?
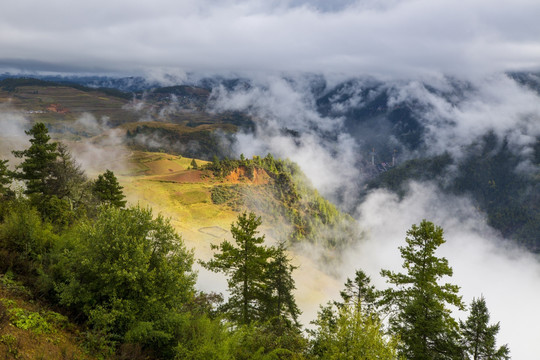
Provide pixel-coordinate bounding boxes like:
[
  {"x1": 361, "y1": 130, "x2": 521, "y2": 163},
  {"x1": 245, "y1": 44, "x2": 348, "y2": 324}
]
[
  {"x1": 381, "y1": 220, "x2": 464, "y2": 359},
  {"x1": 204, "y1": 212, "x2": 273, "y2": 325},
  {"x1": 338, "y1": 269, "x2": 379, "y2": 315},
  {"x1": 0, "y1": 159, "x2": 13, "y2": 198},
  {"x1": 12, "y1": 122, "x2": 58, "y2": 196},
  {"x1": 460, "y1": 296, "x2": 510, "y2": 360},
  {"x1": 263, "y1": 242, "x2": 301, "y2": 326}
]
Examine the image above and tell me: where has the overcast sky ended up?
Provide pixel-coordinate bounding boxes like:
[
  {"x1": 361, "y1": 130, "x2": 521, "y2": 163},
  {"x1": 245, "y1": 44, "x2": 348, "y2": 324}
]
[{"x1": 1, "y1": 0, "x2": 539, "y2": 78}]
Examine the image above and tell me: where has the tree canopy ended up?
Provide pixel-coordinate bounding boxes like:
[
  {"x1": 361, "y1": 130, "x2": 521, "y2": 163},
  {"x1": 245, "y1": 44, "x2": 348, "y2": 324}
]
[
  {"x1": 12, "y1": 122, "x2": 59, "y2": 196},
  {"x1": 381, "y1": 219, "x2": 464, "y2": 359},
  {"x1": 460, "y1": 296, "x2": 510, "y2": 360},
  {"x1": 92, "y1": 169, "x2": 126, "y2": 208}
]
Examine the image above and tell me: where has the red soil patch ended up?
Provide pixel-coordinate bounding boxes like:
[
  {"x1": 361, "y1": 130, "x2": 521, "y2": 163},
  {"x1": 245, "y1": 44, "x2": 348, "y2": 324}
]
[
  {"x1": 225, "y1": 167, "x2": 270, "y2": 185},
  {"x1": 46, "y1": 103, "x2": 69, "y2": 114}
]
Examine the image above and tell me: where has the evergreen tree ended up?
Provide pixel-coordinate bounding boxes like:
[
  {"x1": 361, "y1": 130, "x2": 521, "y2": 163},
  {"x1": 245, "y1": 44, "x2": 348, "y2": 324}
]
[
  {"x1": 92, "y1": 169, "x2": 126, "y2": 208},
  {"x1": 45, "y1": 143, "x2": 88, "y2": 201},
  {"x1": 12, "y1": 122, "x2": 58, "y2": 195},
  {"x1": 381, "y1": 220, "x2": 464, "y2": 359},
  {"x1": 263, "y1": 242, "x2": 301, "y2": 326},
  {"x1": 204, "y1": 212, "x2": 273, "y2": 325},
  {"x1": 338, "y1": 269, "x2": 379, "y2": 315},
  {"x1": 0, "y1": 159, "x2": 13, "y2": 198},
  {"x1": 460, "y1": 296, "x2": 510, "y2": 360},
  {"x1": 190, "y1": 158, "x2": 198, "y2": 170}
]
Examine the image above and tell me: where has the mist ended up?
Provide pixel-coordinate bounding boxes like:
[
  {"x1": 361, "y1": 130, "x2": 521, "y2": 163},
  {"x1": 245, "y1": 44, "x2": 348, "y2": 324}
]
[
  {"x1": 204, "y1": 72, "x2": 540, "y2": 358},
  {"x1": 348, "y1": 182, "x2": 540, "y2": 359}
]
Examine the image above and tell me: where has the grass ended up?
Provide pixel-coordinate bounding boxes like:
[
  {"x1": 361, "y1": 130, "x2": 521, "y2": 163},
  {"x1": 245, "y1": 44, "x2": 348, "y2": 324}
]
[{"x1": 0, "y1": 274, "x2": 98, "y2": 360}]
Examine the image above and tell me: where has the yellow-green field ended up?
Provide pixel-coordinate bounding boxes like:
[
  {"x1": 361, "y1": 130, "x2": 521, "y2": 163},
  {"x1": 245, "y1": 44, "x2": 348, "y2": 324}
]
[
  {"x1": 119, "y1": 152, "x2": 238, "y2": 259},
  {"x1": 119, "y1": 151, "x2": 340, "y2": 323}
]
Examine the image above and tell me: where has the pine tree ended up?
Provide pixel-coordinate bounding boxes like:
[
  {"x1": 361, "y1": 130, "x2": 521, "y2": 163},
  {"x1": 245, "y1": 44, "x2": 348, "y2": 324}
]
[
  {"x1": 263, "y1": 242, "x2": 301, "y2": 326},
  {"x1": 381, "y1": 220, "x2": 464, "y2": 359},
  {"x1": 190, "y1": 158, "x2": 198, "y2": 170},
  {"x1": 12, "y1": 122, "x2": 58, "y2": 195},
  {"x1": 338, "y1": 269, "x2": 379, "y2": 315},
  {"x1": 46, "y1": 143, "x2": 89, "y2": 204},
  {"x1": 0, "y1": 159, "x2": 13, "y2": 197},
  {"x1": 92, "y1": 169, "x2": 126, "y2": 208},
  {"x1": 204, "y1": 212, "x2": 273, "y2": 325},
  {"x1": 460, "y1": 296, "x2": 510, "y2": 360}
]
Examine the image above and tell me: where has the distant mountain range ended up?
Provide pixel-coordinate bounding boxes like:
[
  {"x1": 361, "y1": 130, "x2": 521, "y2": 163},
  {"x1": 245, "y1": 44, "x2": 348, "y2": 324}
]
[{"x1": 1, "y1": 72, "x2": 539, "y2": 252}]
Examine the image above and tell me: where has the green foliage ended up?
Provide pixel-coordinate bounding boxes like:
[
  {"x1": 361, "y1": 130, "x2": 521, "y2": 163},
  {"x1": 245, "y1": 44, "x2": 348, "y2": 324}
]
[
  {"x1": 0, "y1": 197, "x2": 57, "y2": 265},
  {"x1": 210, "y1": 185, "x2": 242, "y2": 208},
  {"x1": 338, "y1": 270, "x2": 379, "y2": 315},
  {"x1": 37, "y1": 195, "x2": 76, "y2": 230},
  {"x1": 190, "y1": 159, "x2": 198, "y2": 170},
  {"x1": 0, "y1": 159, "x2": 14, "y2": 198},
  {"x1": 45, "y1": 143, "x2": 93, "y2": 213},
  {"x1": 8, "y1": 307, "x2": 53, "y2": 333},
  {"x1": 263, "y1": 243, "x2": 301, "y2": 326},
  {"x1": 173, "y1": 314, "x2": 234, "y2": 360},
  {"x1": 92, "y1": 169, "x2": 126, "y2": 208},
  {"x1": 309, "y1": 302, "x2": 399, "y2": 360},
  {"x1": 204, "y1": 212, "x2": 273, "y2": 325},
  {"x1": 206, "y1": 154, "x2": 356, "y2": 249},
  {"x1": 460, "y1": 296, "x2": 510, "y2": 360},
  {"x1": 381, "y1": 220, "x2": 464, "y2": 359},
  {"x1": 53, "y1": 205, "x2": 196, "y2": 353},
  {"x1": 12, "y1": 122, "x2": 59, "y2": 196},
  {"x1": 228, "y1": 320, "x2": 307, "y2": 360}
]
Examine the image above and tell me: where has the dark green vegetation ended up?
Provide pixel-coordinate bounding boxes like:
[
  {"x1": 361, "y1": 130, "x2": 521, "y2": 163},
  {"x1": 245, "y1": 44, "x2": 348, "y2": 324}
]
[
  {"x1": 368, "y1": 133, "x2": 540, "y2": 252},
  {"x1": 124, "y1": 122, "x2": 236, "y2": 160},
  {"x1": 0, "y1": 122, "x2": 509, "y2": 359},
  {"x1": 381, "y1": 221, "x2": 465, "y2": 358}
]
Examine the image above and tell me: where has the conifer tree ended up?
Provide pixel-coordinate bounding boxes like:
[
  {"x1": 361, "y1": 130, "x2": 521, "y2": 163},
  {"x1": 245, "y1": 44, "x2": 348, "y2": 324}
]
[
  {"x1": 204, "y1": 212, "x2": 273, "y2": 325},
  {"x1": 0, "y1": 159, "x2": 13, "y2": 197},
  {"x1": 46, "y1": 143, "x2": 89, "y2": 204},
  {"x1": 381, "y1": 220, "x2": 464, "y2": 359},
  {"x1": 338, "y1": 269, "x2": 379, "y2": 315},
  {"x1": 263, "y1": 242, "x2": 301, "y2": 326},
  {"x1": 460, "y1": 296, "x2": 510, "y2": 360},
  {"x1": 12, "y1": 122, "x2": 58, "y2": 195},
  {"x1": 190, "y1": 158, "x2": 198, "y2": 170},
  {"x1": 92, "y1": 169, "x2": 126, "y2": 208}
]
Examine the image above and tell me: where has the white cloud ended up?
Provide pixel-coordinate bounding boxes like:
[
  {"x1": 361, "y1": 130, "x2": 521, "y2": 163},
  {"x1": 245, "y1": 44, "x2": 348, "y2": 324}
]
[{"x1": 1, "y1": 0, "x2": 539, "y2": 77}]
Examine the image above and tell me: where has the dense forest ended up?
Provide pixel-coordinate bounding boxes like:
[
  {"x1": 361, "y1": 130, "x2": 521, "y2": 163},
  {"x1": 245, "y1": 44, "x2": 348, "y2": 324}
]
[
  {"x1": 0, "y1": 123, "x2": 510, "y2": 359},
  {"x1": 367, "y1": 132, "x2": 540, "y2": 252}
]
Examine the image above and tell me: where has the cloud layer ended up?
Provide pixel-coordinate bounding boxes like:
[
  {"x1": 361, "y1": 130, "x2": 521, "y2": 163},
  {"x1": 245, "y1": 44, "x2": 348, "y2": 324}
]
[{"x1": 1, "y1": 0, "x2": 539, "y2": 77}]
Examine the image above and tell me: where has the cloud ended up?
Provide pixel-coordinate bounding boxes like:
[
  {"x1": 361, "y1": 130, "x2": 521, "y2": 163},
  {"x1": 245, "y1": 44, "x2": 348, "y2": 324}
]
[
  {"x1": 344, "y1": 182, "x2": 540, "y2": 359},
  {"x1": 0, "y1": 106, "x2": 31, "y2": 162},
  {"x1": 208, "y1": 76, "x2": 364, "y2": 208},
  {"x1": 74, "y1": 112, "x2": 110, "y2": 136},
  {"x1": 1, "y1": 0, "x2": 539, "y2": 77},
  {"x1": 387, "y1": 74, "x2": 540, "y2": 160}
]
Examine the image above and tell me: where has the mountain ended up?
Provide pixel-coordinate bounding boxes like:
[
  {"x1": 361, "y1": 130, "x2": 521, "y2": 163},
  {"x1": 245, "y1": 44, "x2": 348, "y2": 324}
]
[{"x1": 1, "y1": 74, "x2": 539, "y2": 252}]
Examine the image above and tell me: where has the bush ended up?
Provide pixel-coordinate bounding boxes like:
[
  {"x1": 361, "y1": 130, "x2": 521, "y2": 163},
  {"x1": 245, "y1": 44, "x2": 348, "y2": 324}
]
[
  {"x1": 53, "y1": 205, "x2": 196, "y2": 355},
  {"x1": 0, "y1": 198, "x2": 57, "y2": 268}
]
